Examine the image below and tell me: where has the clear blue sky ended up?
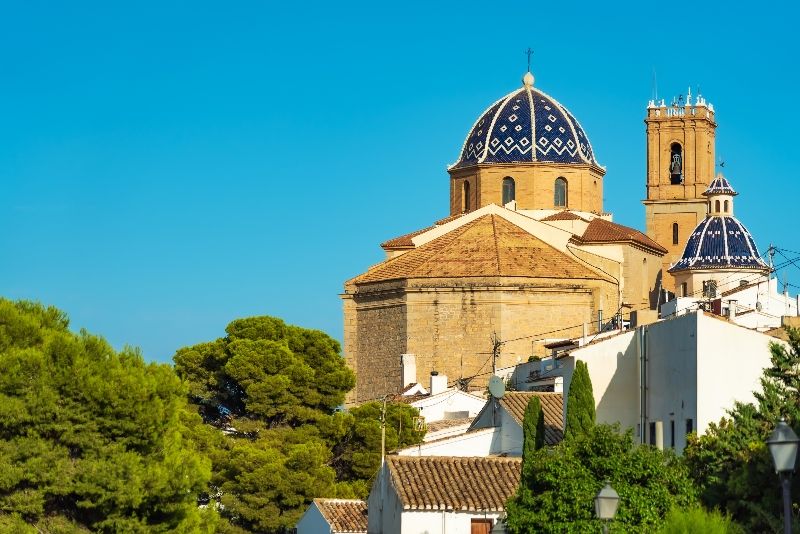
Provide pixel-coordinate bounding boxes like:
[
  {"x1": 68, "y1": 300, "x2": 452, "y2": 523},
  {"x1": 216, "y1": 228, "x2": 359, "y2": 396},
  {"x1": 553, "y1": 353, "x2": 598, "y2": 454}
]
[{"x1": 2, "y1": 1, "x2": 798, "y2": 363}]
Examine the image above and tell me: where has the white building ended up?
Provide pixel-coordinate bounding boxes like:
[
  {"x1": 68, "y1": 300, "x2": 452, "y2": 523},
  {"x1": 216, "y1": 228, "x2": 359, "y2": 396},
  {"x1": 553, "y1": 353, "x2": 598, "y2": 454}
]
[
  {"x1": 296, "y1": 498, "x2": 367, "y2": 534},
  {"x1": 395, "y1": 391, "x2": 563, "y2": 457},
  {"x1": 367, "y1": 456, "x2": 519, "y2": 534},
  {"x1": 560, "y1": 310, "x2": 782, "y2": 452}
]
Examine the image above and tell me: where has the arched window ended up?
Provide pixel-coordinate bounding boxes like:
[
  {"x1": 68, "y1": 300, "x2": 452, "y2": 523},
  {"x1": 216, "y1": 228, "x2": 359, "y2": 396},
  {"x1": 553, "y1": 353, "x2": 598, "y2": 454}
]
[
  {"x1": 724, "y1": 200, "x2": 729, "y2": 213},
  {"x1": 670, "y1": 142, "x2": 683, "y2": 184},
  {"x1": 462, "y1": 181, "x2": 470, "y2": 213},
  {"x1": 715, "y1": 200, "x2": 721, "y2": 213},
  {"x1": 554, "y1": 177, "x2": 567, "y2": 207},
  {"x1": 672, "y1": 223, "x2": 679, "y2": 245},
  {"x1": 502, "y1": 177, "x2": 515, "y2": 205}
]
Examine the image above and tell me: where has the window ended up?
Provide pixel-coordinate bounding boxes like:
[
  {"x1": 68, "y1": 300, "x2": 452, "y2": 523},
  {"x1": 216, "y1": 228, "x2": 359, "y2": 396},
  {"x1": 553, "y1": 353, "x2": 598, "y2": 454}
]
[
  {"x1": 672, "y1": 223, "x2": 679, "y2": 245},
  {"x1": 669, "y1": 142, "x2": 683, "y2": 184},
  {"x1": 670, "y1": 420, "x2": 675, "y2": 448},
  {"x1": 686, "y1": 418, "x2": 694, "y2": 435},
  {"x1": 715, "y1": 200, "x2": 720, "y2": 212},
  {"x1": 554, "y1": 177, "x2": 567, "y2": 207},
  {"x1": 462, "y1": 181, "x2": 470, "y2": 213},
  {"x1": 681, "y1": 282, "x2": 688, "y2": 297},
  {"x1": 724, "y1": 200, "x2": 729, "y2": 213},
  {"x1": 502, "y1": 177, "x2": 515, "y2": 205}
]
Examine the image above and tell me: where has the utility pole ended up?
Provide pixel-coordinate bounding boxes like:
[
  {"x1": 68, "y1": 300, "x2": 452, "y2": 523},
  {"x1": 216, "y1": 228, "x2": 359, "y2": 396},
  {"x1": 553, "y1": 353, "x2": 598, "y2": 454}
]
[
  {"x1": 380, "y1": 395, "x2": 388, "y2": 465},
  {"x1": 491, "y1": 331, "x2": 501, "y2": 376}
]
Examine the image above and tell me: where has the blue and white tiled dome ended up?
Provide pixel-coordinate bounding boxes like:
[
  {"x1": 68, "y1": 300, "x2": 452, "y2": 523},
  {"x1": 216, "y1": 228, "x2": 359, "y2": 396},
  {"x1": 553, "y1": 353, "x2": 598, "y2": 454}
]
[
  {"x1": 451, "y1": 73, "x2": 598, "y2": 168},
  {"x1": 703, "y1": 175, "x2": 737, "y2": 196},
  {"x1": 669, "y1": 176, "x2": 768, "y2": 274}
]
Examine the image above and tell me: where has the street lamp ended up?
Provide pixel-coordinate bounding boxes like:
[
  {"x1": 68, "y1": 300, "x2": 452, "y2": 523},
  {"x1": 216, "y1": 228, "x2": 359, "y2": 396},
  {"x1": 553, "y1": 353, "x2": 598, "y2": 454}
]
[
  {"x1": 594, "y1": 481, "x2": 619, "y2": 534},
  {"x1": 767, "y1": 418, "x2": 800, "y2": 534}
]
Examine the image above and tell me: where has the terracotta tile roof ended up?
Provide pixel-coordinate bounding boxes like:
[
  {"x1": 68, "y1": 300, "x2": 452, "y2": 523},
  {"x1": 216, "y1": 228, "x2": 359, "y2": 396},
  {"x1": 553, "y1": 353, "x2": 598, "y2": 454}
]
[
  {"x1": 313, "y1": 499, "x2": 367, "y2": 533},
  {"x1": 499, "y1": 391, "x2": 564, "y2": 445},
  {"x1": 540, "y1": 210, "x2": 587, "y2": 222},
  {"x1": 574, "y1": 218, "x2": 667, "y2": 254},
  {"x1": 426, "y1": 417, "x2": 474, "y2": 433},
  {"x1": 357, "y1": 214, "x2": 604, "y2": 284},
  {"x1": 381, "y1": 214, "x2": 466, "y2": 249},
  {"x1": 386, "y1": 456, "x2": 521, "y2": 511}
]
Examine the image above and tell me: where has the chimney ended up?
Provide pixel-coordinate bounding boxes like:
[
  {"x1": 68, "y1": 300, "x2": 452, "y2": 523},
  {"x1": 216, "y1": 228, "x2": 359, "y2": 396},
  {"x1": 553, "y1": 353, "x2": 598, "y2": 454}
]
[
  {"x1": 429, "y1": 371, "x2": 448, "y2": 396},
  {"x1": 400, "y1": 354, "x2": 417, "y2": 388},
  {"x1": 728, "y1": 300, "x2": 737, "y2": 320},
  {"x1": 553, "y1": 376, "x2": 564, "y2": 393}
]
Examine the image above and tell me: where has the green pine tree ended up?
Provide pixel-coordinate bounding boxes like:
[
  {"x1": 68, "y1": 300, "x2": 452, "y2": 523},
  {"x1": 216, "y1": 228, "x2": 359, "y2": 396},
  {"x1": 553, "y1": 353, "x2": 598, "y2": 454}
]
[{"x1": 565, "y1": 360, "x2": 595, "y2": 440}]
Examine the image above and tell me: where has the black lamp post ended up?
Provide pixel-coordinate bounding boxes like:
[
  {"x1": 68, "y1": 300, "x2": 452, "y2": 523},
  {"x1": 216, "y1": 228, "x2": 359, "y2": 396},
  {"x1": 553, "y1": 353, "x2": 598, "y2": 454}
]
[
  {"x1": 594, "y1": 481, "x2": 619, "y2": 534},
  {"x1": 767, "y1": 418, "x2": 800, "y2": 534}
]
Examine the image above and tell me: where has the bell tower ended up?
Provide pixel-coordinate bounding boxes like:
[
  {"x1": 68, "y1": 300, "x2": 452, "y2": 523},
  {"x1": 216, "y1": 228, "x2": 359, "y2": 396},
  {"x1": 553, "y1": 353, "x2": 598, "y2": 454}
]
[{"x1": 642, "y1": 90, "x2": 717, "y2": 292}]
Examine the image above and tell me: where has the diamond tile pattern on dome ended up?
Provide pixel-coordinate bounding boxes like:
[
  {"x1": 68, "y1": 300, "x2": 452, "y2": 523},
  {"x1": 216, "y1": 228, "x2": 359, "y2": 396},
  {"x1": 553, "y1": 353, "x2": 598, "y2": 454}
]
[
  {"x1": 354, "y1": 214, "x2": 603, "y2": 283},
  {"x1": 486, "y1": 91, "x2": 534, "y2": 163},
  {"x1": 385, "y1": 456, "x2": 521, "y2": 511},
  {"x1": 670, "y1": 216, "x2": 767, "y2": 272},
  {"x1": 704, "y1": 174, "x2": 738, "y2": 196},
  {"x1": 459, "y1": 98, "x2": 505, "y2": 166},
  {"x1": 454, "y1": 85, "x2": 597, "y2": 168}
]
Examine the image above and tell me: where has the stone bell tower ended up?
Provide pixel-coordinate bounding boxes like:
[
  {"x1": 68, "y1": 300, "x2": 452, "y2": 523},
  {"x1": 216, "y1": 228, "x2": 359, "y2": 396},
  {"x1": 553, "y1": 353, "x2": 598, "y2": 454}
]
[{"x1": 642, "y1": 89, "x2": 717, "y2": 292}]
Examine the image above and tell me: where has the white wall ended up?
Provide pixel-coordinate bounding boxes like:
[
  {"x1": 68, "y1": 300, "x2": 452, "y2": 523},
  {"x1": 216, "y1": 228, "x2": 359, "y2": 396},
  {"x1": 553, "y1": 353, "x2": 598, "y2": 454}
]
[
  {"x1": 396, "y1": 428, "x2": 500, "y2": 457},
  {"x1": 296, "y1": 503, "x2": 330, "y2": 534},
  {"x1": 411, "y1": 390, "x2": 486, "y2": 422},
  {"x1": 563, "y1": 311, "x2": 782, "y2": 453},
  {"x1": 400, "y1": 510, "x2": 502, "y2": 534},
  {"x1": 695, "y1": 312, "x2": 775, "y2": 435},
  {"x1": 564, "y1": 330, "x2": 638, "y2": 433},
  {"x1": 368, "y1": 464, "x2": 402, "y2": 534}
]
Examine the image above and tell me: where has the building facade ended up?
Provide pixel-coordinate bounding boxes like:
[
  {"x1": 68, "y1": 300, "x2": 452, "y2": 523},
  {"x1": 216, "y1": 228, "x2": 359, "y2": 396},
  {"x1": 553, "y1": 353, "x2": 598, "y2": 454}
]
[{"x1": 343, "y1": 72, "x2": 667, "y2": 403}]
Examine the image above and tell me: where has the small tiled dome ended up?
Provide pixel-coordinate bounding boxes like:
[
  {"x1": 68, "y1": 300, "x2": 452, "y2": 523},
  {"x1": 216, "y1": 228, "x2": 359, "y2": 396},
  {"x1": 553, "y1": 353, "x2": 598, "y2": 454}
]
[
  {"x1": 704, "y1": 175, "x2": 737, "y2": 196},
  {"x1": 669, "y1": 216, "x2": 768, "y2": 273},
  {"x1": 451, "y1": 73, "x2": 597, "y2": 168}
]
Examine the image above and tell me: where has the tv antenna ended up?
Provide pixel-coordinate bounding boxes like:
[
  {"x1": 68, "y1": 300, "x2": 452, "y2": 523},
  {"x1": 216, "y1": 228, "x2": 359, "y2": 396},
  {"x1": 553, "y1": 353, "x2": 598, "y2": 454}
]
[{"x1": 488, "y1": 375, "x2": 506, "y2": 399}]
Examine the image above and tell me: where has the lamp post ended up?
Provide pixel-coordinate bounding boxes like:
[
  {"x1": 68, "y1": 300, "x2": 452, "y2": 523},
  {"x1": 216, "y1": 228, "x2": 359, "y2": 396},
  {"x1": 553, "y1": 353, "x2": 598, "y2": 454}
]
[
  {"x1": 767, "y1": 418, "x2": 800, "y2": 534},
  {"x1": 594, "y1": 481, "x2": 619, "y2": 534}
]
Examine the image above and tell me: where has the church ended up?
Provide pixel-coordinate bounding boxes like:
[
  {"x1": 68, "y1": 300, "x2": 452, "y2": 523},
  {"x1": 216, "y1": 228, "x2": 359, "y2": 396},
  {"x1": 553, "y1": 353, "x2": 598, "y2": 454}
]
[{"x1": 342, "y1": 69, "x2": 769, "y2": 404}]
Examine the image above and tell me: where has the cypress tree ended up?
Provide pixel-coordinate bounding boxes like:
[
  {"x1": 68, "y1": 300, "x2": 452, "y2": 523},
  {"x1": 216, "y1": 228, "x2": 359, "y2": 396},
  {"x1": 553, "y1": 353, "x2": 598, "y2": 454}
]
[
  {"x1": 521, "y1": 396, "x2": 545, "y2": 474},
  {"x1": 565, "y1": 360, "x2": 596, "y2": 439}
]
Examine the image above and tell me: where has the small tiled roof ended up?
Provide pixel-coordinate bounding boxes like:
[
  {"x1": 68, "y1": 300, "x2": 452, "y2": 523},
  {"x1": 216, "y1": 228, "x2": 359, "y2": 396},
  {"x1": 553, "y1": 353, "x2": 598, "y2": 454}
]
[
  {"x1": 381, "y1": 226, "x2": 435, "y2": 249},
  {"x1": 575, "y1": 218, "x2": 667, "y2": 254},
  {"x1": 540, "y1": 210, "x2": 587, "y2": 222},
  {"x1": 499, "y1": 391, "x2": 564, "y2": 445},
  {"x1": 356, "y1": 214, "x2": 604, "y2": 284},
  {"x1": 386, "y1": 456, "x2": 521, "y2": 511},
  {"x1": 381, "y1": 214, "x2": 466, "y2": 250},
  {"x1": 313, "y1": 499, "x2": 367, "y2": 533},
  {"x1": 426, "y1": 417, "x2": 474, "y2": 433}
]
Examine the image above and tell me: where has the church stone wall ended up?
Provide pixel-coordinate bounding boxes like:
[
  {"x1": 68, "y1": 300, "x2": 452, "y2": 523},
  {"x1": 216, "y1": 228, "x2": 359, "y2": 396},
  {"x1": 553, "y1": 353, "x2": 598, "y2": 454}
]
[
  {"x1": 644, "y1": 203, "x2": 706, "y2": 292},
  {"x1": 344, "y1": 277, "x2": 618, "y2": 403},
  {"x1": 449, "y1": 163, "x2": 603, "y2": 215}
]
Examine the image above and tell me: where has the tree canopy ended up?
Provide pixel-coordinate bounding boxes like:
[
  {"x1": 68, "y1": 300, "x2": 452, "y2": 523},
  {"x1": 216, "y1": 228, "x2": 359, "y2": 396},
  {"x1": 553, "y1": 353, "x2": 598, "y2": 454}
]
[
  {"x1": 174, "y1": 315, "x2": 423, "y2": 532},
  {"x1": 0, "y1": 299, "x2": 214, "y2": 532},
  {"x1": 506, "y1": 424, "x2": 697, "y2": 533},
  {"x1": 521, "y1": 396, "x2": 545, "y2": 475},
  {"x1": 684, "y1": 327, "x2": 800, "y2": 532}
]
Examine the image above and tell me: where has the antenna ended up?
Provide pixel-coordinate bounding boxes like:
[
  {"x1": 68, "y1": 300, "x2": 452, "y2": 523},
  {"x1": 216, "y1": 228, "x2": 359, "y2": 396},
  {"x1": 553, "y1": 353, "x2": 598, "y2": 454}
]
[
  {"x1": 652, "y1": 68, "x2": 658, "y2": 101},
  {"x1": 524, "y1": 47, "x2": 534, "y2": 72},
  {"x1": 488, "y1": 375, "x2": 506, "y2": 399}
]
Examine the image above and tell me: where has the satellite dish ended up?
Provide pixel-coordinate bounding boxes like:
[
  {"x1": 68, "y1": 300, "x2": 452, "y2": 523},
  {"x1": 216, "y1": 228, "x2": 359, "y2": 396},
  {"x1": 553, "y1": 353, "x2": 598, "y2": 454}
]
[{"x1": 488, "y1": 375, "x2": 506, "y2": 399}]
